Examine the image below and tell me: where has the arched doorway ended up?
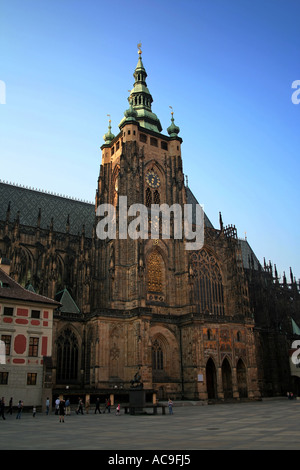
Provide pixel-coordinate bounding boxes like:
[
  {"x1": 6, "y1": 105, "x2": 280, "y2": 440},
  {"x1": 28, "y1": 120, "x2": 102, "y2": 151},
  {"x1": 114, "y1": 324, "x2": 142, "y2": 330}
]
[
  {"x1": 206, "y1": 357, "x2": 217, "y2": 399},
  {"x1": 222, "y1": 357, "x2": 233, "y2": 399},
  {"x1": 237, "y1": 358, "x2": 248, "y2": 398}
]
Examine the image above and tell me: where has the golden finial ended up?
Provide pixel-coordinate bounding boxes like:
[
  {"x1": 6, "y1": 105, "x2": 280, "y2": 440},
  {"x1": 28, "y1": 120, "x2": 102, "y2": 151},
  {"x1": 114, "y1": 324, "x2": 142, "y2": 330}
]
[
  {"x1": 169, "y1": 105, "x2": 174, "y2": 116},
  {"x1": 107, "y1": 113, "x2": 111, "y2": 123},
  {"x1": 137, "y1": 42, "x2": 142, "y2": 55}
]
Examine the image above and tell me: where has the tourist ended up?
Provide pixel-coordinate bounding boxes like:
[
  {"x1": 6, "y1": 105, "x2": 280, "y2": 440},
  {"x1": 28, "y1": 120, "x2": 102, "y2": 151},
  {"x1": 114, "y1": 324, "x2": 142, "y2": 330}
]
[
  {"x1": 55, "y1": 397, "x2": 60, "y2": 414},
  {"x1": 16, "y1": 400, "x2": 23, "y2": 419},
  {"x1": 59, "y1": 398, "x2": 65, "y2": 423},
  {"x1": 168, "y1": 398, "x2": 174, "y2": 414},
  {"x1": 0, "y1": 397, "x2": 5, "y2": 420},
  {"x1": 76, "y1": 398, "x2": 84, "y2": 415},
  {"x1": 65, "y1": 398, "x2": 71, "y2": 415},
  {"x1": 104, "y1": 398, "x2": 111, "y2": 413},
  {"x1": 85, "y1": 398, "x2": 90, "y2": 414},
  {"x1": 95, "y1": 398, "x2": 101, "y2": 414},
  {"x1": 115, "y1": 403, "x2": 121, "y2": 416},
  {"x1": 7, "y1": 397, "x2": 13, "y2": 415},
  {"x1": 46, "y1": 397, "x2": 50, "y2": 415}
]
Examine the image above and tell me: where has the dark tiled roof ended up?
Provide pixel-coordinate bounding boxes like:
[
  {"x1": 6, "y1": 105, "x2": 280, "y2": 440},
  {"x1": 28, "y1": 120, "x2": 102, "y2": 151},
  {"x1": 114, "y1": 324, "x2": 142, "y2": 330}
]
[
  {"x1": 185, "y1": 187, "x2": 214, "y2": 228},
  {"x1": 239, "y1": 239, "x2": 261, "y2": 270},
  {"x1": 0, "y1": 267, "x2": 61, "y2": 306},
  {"x1": 0, "y1": 182, "x2": 95, "y2": 237},
  {"x1": 0, "y1": 182, "x2": 213, "y2": 238}
]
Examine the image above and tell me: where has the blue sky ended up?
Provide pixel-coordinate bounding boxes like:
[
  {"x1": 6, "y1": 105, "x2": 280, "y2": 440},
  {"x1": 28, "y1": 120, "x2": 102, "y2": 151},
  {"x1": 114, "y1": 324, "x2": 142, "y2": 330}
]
[{"x1": 1, "y1": 0, "x2": 299, "y2": 281}]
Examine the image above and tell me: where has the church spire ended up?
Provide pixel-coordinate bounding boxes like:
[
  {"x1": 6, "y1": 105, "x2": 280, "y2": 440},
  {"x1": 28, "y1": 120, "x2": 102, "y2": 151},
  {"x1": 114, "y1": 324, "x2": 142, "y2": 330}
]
[
  {"x1": 103, "y1": 116, "x2": 115, "y2": 145},
  {"x1": 167, "y1": 108, "x2": 180, "y2": 138},
  {"x1": 119, "y1": 44, "x2": 162, "y2": 133}
]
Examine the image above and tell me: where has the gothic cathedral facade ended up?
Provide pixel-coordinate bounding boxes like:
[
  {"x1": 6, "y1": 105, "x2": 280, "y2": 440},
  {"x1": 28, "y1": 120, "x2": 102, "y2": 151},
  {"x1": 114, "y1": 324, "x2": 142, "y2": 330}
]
[{"x1": 0, "y1": 51, "x2": 263, "y2": 402}]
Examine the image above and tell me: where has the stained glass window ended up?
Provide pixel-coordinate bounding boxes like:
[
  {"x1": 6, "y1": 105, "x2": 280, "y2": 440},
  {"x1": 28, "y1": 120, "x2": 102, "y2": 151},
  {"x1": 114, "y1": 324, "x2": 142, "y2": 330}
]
[
  {"x1": 147, "y1": 251, "x2": 163, "y2": 293},
  {"x1": 191, "y1": 249, "x2": 225, "y2": 315}
]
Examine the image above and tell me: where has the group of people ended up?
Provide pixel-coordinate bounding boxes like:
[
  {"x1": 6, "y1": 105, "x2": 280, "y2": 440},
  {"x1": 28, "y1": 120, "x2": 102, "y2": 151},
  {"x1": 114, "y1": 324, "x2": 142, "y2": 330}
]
[
  {"x1": 0, "y1": 397, "x2": 24, "y2": 419},
  {"x1": 54, "y1": 397, "x2": 67, "y2": 422},
  {"x1": 52, "y1": 396, "x2": 114, "y2": 420},
  {"x1": 94, "y1": 397, "x2": 111, "y2": 414},
  {"x1": 1, "y1": 395, "x2": 175, "y2": 419}
]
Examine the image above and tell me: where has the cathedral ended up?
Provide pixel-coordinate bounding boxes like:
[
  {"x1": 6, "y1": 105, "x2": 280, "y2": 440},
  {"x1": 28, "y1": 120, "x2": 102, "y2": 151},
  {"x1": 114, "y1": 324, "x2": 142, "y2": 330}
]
[{"x1": 1, "y1": 49, "x2": 299, "y2": 407}]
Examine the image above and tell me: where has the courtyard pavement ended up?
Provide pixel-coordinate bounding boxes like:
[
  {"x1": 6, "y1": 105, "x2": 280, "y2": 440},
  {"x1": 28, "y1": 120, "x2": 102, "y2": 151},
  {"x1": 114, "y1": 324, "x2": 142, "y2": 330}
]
[{"x1": 0, "y1": 398, "x2": 299, "y2": 453}]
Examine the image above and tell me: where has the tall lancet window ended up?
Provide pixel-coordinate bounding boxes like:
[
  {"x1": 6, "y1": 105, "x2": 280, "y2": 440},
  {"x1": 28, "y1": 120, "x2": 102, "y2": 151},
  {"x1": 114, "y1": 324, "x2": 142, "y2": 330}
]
[
  {"x1": 152, "y1": 339, "x2": 164, "y2": 371},
  {"x1": 112, "y1": 168, "x2": 119, "y2": 207},
  {"x1": 191, "y1": 249, "x2": 225, "y2": 315},
  {"x1": 56, "y1": 329, "x2": 79, "y2": 383},
  {"x1": 146, "y1": 187, "x2": 152, "y2": 208},
  {"x1": 147, "y1": 250, "x2": 163, "y2": 294}
]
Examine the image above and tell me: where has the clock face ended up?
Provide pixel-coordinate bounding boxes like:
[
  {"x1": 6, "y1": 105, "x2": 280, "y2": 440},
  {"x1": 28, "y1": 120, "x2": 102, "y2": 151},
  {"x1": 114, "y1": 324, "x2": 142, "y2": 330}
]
[{"x1": 146, "y1": 171, "x2": 160, "y2": 189}]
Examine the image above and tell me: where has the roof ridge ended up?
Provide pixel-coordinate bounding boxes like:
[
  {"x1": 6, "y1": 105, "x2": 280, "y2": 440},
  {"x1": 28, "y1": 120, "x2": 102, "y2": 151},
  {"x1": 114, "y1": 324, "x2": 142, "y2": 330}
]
[
  {"x1": 0, "y1": 267, "x2": 61, "y2": 306},
  {"x1": 0, "y1": 179, "x2": 94, "y2": 205}
]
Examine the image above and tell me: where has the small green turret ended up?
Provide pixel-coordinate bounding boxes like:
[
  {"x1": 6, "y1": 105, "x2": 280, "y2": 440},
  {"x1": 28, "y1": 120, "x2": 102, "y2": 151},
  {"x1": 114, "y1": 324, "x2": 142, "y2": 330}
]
[
  {"x1": 103, "y1": 119, "x2": 115, "y2": 145},
  {"x1": 167, "y1": 112, "x2": 180, "y2": 138}
]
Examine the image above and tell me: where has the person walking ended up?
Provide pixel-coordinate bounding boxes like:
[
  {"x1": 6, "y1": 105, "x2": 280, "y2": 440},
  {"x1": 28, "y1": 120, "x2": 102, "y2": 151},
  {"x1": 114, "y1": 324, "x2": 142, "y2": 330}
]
[
  {"x1": 55, "y1": 397, "x2": 60, "y2": 415},
  {"x1": 104, "y1": 398, "x2": 111, "y2": 413},
  {"x1": 46, "y1": 397, "x2": 50, "y2": 415},
  {"x1": 76, "y1": 398, "x2": 84, "y2": 415},
  {"x1": 168, "y1": 398, "x2": 174, "y2": 415},
  {"x1": 85, "y1": 398, "x2": 90, "y2": 414},
  {"x1": 32, "y1": 406, "x2": 36, "y2": 418},
  {"x1": 16, "y1": 400, "x2": 23, "y2": 419},
  {"x1": 115, "y1": 403, "x2": 121, "y2": 416},
  {"x1": 0, "y1": 397, "x2": 5, "y2": 420},
  {"x1": 65, "y1": 398, "x2": 71, "y2": 416},
  {"x1": 95, "y1": 398, "x2": 101, "y2": 414},
  {"x1": 59, "y1": 398, "x2": 65, "y2": 423},
  {"x1": 7, "y1": 397, "x2": 13, "y2": 415}
]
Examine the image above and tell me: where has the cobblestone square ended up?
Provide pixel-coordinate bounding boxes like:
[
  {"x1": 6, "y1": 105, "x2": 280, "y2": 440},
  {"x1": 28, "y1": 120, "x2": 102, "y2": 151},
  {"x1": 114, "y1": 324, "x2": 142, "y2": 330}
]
[{"x1": 1, "y1": 398, "x2": 299, "y2": 452}]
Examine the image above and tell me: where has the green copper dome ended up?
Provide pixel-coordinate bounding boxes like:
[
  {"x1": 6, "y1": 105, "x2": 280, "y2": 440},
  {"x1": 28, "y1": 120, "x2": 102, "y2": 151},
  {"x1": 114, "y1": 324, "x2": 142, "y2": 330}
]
[
  {"x1": 123, "y1": 96, "x2": 138, "y2": 122},
  {"x1": 119, "y1": 51, "x2": 162, "y2": 133},
  {"x1": 167, "y1": 113, "x2": 180, "y2": 138},
  {"x1": 103, "y1": 120, "x2": 115, "y2": 145}
]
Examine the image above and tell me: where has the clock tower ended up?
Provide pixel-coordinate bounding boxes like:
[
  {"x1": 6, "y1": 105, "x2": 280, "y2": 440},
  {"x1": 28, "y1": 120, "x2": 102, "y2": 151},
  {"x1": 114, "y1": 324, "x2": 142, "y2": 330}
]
[
  {"x1": 95, "y1": 48, "x2": 191, "y2": 314},
  {"x1": 91, "y1": 48, "x2": 259, "y2": 401},
  {"x1": 92, "y1": 48, "x2": 195, "y2": 393}
]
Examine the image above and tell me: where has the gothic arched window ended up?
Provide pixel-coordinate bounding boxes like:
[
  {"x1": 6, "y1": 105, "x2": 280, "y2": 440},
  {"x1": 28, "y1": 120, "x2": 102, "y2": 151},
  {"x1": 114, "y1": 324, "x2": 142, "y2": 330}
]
[
  {"x1": 112, "y1": 167, "x2": 119, "y2": 207},
  {"x1": 153, "y1": 190, "x2": 160, "y2": 205},
  {"x1": 146, "y1": 250, "x2": 166, "y2": 303},
  {"x1": 146, "y1": 187, "x2": 152, "y2": 208},
  {"x1": 152, "y1": 339, "x2": 164, "y2": 371},
  {"x1": 147, "y1": 250, "x2": 163, "y2": 293},
  {"x1": 56, "y1": 329, "x2": 79, "y2": 383},
  {"x1": 191, "y1": 249, "x2": 225, "y2": 315}
]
